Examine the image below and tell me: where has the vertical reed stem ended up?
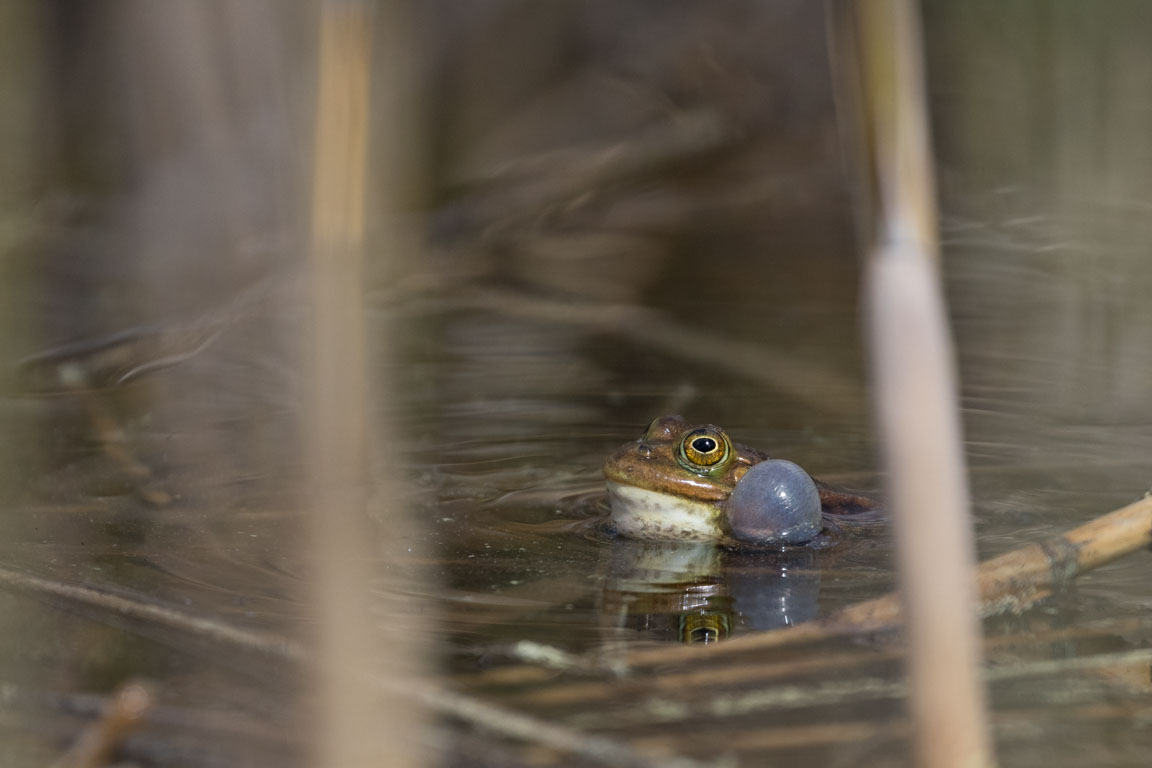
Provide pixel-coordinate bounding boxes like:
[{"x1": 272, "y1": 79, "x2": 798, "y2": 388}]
[
  {"x1": 307, "y1": 3, "x2": 403, "y2": 766},
  {"x1": 854, "y1": 1, "x2": 995, "y2": 766}
]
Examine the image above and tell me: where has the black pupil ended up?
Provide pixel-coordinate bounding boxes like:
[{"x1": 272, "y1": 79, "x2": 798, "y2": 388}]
[{"x1": 692, "y1": 437, "x2": 717, "y2": 453}]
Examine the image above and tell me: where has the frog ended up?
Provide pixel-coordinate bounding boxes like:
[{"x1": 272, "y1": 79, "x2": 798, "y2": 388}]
[{"x1": 603, "y1": 415, "x2": 875, "y2": 545}]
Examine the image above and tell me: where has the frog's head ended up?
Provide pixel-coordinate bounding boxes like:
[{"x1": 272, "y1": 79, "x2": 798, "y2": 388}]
[{"x1": 603, "y1": 415, "x2": 767, "y2": 541}]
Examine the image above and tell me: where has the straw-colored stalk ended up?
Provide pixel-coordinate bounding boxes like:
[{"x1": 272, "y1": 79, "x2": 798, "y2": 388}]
[
  {"x1": 865, "y1": 246, "x2": 994, "y2": 768},
  {"x1": 856, "y1": 1, "x2": 994, "y2": 767},
  {"x1": 307, "y1": 3, "x2": 415, "y2": 766}
]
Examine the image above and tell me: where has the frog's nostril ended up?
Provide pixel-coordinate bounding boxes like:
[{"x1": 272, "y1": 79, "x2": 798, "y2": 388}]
[{"x1": 636, "y1": 442, "x2": 653, "y2": 458}]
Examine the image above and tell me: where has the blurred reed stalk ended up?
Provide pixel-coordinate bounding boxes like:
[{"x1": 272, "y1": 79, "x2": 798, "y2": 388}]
[
  {"x1": 306, "y1": 1, "x2": 420, "y2": 765},
  {"x1": 851, "y1": 1, "x2": 995, "y2": 766}
]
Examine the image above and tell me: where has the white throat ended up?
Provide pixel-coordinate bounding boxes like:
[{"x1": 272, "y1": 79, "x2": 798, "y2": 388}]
[{"x1": 606, "y1": 481, "x2": 726, "y2": 541}]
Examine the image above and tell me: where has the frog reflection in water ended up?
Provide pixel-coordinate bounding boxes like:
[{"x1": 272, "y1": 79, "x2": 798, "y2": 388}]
[{"x1": 604, "y1": 415, "x2": 875, "y2": 546}]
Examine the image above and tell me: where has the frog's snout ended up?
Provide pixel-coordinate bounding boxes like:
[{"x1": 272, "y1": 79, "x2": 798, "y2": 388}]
[{"x1": 726, "y1": 459, "x2": 822, "y2": 546}]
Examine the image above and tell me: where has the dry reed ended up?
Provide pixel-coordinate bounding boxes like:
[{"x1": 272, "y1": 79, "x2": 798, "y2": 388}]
[
  {"x1": 306, "y1": 2, "x2": 392, "y2": 766},
  {"x1": 855, "y1": 1, "x2": 995, "y2": 765}
]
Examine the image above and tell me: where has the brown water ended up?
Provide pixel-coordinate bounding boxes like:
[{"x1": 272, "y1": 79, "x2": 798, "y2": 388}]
[
  {"x1": 4, "y1": 235, "x2": 1151, "y2": 766},
  {"x1": 4, "y1": 2, "x2": 1152, "y2": 766}
]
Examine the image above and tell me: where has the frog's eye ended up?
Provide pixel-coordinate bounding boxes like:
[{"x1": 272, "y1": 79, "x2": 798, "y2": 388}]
[{"x1": 677, "y1": 427, "x2": 732, "y2": 472}]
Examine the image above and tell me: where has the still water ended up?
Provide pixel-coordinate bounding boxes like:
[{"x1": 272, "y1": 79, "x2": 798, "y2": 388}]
[
  {"x1": 3, "y1": 220, "x2": 1151, "y2": 766},
  {"x1": 4, "y1": 2, "x2": 1152, "y2": 766}
]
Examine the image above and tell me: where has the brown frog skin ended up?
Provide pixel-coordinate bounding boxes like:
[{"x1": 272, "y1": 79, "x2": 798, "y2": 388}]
[{"x1": 603, "y1": 415, "x2": 873, "y2": 542}]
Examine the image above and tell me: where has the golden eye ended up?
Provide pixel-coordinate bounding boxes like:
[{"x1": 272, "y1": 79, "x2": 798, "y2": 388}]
[{"x1": 678, "y1": 427, "x2": 731, "y2": 471}]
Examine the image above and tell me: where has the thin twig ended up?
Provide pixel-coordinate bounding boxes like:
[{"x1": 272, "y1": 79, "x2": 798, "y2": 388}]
[{"x1": 0, "y1": 567, "x2": 301, "y2": 658}]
